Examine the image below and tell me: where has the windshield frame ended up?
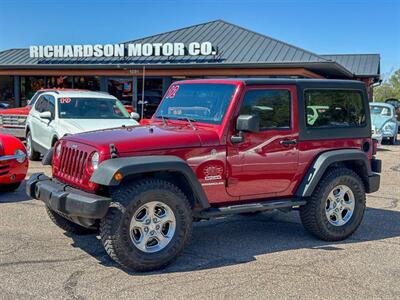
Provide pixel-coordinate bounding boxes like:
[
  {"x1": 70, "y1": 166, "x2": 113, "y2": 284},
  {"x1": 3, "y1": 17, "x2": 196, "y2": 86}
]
[
  {"x1": 153, "y1": 83, "x2": 237, "y2": 125},
  {"x1": 57, "y1": 96, "x2": 131, "y2": 119}
]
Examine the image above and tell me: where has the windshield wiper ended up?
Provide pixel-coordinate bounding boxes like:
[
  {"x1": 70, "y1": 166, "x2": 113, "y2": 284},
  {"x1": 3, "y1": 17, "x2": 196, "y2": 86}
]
[
  {"x1": 177, "y1": 117, "x2": 196, "y2": 130},
  {"x1": 156, "y1": 115, "x2": 169, "y2": 126}
]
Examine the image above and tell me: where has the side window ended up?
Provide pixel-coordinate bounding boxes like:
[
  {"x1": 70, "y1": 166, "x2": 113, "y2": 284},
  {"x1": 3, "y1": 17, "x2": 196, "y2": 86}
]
[
  {"x1": 305, "y1": 90, "x2": 366, "y2": 128},
  {"x1": 46, "y1": 95, "x2": 56, "y2": 118},
  {"x1": 239, "y1": 89, "x2": 291, "y2": 130},
  {"x1": 34, "y1": 95, "x2": 46, "y2": 113}
]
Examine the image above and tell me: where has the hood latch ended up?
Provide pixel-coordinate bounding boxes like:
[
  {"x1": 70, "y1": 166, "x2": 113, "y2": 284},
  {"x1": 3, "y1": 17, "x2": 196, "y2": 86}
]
[{"x1": 109, "y1": 143, "x2": 119, "y2": 158}]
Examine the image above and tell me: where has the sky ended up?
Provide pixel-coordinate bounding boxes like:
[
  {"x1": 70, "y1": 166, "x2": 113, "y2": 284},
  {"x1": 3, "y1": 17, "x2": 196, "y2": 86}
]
[{"x1": 0, "y1": 0, "x2": 399, "y2": 78}]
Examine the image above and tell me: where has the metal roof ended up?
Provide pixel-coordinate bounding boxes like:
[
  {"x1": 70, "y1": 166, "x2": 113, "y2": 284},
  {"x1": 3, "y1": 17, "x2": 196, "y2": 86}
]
[
  {"x1": 0, "y1": 20, "x2": 380, "y2": 79},
  {"x1": 321, "y1": 54, "x2": 380, "y2": 77}
]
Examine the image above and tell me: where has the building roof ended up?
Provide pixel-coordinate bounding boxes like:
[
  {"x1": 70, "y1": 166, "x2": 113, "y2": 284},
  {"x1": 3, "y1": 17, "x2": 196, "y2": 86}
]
[
  {"x1": 0, "y1": 20, "x2": 380, "y2": 79},
  {"x1": 322, "y1": 54, "x2": 380, "y2": 77}
]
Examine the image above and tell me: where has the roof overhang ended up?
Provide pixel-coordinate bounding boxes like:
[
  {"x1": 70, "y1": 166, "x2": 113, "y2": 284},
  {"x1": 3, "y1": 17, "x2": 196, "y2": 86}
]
[{"x1": 0, "y1": 61, "x2": 355, "y2": 78}]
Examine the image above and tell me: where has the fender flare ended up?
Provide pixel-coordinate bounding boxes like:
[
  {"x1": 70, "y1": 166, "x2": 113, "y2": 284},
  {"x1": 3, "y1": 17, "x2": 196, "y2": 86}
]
[
  {"x1": 295, "y1": 149, "x2": 371, "y2": 197},
  {"x1": 90, "y1": 155, "x2": 210, "y2": 209}
]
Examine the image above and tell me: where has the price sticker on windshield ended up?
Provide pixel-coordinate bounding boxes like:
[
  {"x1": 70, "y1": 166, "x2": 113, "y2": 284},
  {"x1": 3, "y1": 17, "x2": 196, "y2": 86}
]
[
  {"x1": 166, "y1": 85, "x2": 179, "y2": 99},
  {"x1": 59, "y1": 97, "x2": 71, "y2": 104}
]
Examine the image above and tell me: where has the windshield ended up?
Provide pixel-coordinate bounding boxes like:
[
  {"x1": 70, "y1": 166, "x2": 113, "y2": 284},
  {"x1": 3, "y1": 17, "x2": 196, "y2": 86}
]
[
  {"x1": 58, "y1": 97, "x2": 130, "y2": 119},
  {"x1": 155, "y1": 83, "x2": 236, "y2": 124},
  {"x1": 370, "y1": 105, "x2": 392, "y2": 117}
]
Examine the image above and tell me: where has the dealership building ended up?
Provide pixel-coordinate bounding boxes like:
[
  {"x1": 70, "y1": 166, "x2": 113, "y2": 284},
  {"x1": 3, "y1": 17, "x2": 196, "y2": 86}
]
[{"x1": 0, "y1": 19, "x2": 380, "y2": 111}]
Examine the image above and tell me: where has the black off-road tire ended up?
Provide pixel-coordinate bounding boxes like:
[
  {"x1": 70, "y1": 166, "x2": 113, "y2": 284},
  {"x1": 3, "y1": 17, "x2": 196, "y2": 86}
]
[
  {"x1": 0, "y1": 182, "x2": 22, "y2": 193},
  {"x1": 300, "y1": 167, "x2": 366, "y2": 241},
  {"x1": 100, "y1": 179, "x2": 192, "y2": 272},
  {"x1": 26, "y1": 131, "x2": 41, "y2": 161},
  {"x1": 46, "y1": 205, "x2": 95, "y2": 235}
]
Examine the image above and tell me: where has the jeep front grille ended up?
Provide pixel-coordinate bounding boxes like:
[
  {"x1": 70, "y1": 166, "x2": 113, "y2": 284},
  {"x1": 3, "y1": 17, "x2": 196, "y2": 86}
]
[
  {"x1": 58, "y1": 145, "x2": 89, "y2": 182},
  {"x1": 1, "y1": 115, "x2": 27, "y2": 128}
]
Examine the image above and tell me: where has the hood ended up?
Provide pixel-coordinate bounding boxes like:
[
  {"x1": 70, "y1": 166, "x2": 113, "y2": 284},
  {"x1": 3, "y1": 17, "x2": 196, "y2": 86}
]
[
  {"x1": 371, "y1": 114, "x2": 391, "y2": 129},
  {"x1": 67, "y1": 124, "x2": 220, "y2": 153},
  {"x1": 58, "y1": 118, "x2": 139, "y2": 134},
  {"x1": 0, "y1": 106, "x2": 31, "y2": 115}
]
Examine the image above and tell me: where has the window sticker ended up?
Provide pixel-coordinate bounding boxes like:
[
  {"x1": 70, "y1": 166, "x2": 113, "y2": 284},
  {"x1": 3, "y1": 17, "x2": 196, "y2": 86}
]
[
  {"x1": 166, "y1": 85, "x2": 179, "y2": 99},
  {"x1": 59, "y1": 97, "x2": 71, "y2": 104}
]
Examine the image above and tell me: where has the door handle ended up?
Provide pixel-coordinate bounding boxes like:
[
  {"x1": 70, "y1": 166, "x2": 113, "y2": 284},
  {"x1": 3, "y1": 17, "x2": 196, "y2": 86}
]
[{"x1": 279, "y1": 139, "x2": 297, "y2": 146}]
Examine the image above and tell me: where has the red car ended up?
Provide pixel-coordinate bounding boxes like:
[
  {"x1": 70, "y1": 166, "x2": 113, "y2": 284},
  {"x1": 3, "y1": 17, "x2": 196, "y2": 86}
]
[
  {"x1": 0, "y1": 88, "x2": 134, "y2": 138},
  {"x1": 28, "y1": 78, "x2": 381, "y2": 271},
  {"x1": 0, "y1": 133, "x2": 28, "y2": 192}
]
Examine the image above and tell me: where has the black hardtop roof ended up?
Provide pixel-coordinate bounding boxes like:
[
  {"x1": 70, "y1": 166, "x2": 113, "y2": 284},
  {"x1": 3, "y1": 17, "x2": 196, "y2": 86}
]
[
  {"x1": 182, "y1": 78, "x2": 366, "y2": 89},
  {"x1": 237, "y1": 78, "x2": 366, "y2": 88}
]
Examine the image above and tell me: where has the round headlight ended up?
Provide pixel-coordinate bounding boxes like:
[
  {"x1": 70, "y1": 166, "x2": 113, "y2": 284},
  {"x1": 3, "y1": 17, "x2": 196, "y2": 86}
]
[
  {"x1": 55, "y1": 143, "x2": 61, "y2": 157},
  {"x1": 91, "y1": 152, "x2": 99, "y2": 170},
  {"x1": 15, "y1": 149, "x2": 26, "y2": 163}
]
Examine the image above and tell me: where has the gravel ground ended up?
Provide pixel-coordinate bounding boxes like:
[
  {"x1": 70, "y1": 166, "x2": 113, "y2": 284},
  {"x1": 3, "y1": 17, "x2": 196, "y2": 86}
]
[{"x1": 1, "y1": 139, "x2": 399, "y2": 299}]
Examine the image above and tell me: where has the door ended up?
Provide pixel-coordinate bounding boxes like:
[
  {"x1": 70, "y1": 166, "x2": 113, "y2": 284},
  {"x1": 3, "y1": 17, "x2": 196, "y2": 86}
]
[
  {"x1": 30, "y1": 95, "x2": 46, "y2": 147},
  {"x1": 32, "y1": 95, "x2": 56, "y2": 150},
  {"x1": 226, "y1": 85, "x2": 299, "y2": 198}
]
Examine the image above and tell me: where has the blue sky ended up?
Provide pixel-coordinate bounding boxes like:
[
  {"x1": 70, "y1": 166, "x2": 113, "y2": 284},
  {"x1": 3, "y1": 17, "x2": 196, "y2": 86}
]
[{"x1": 0, "y1": 0, "x2": 399, "y2": 78}]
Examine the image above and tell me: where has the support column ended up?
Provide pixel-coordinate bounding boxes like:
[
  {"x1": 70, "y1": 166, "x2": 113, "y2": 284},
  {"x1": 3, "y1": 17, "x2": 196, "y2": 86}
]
[
  {"x1": 132, "y1": 77, "x2": 138, "y2": 110},
  {"x1": 13, "y1": 75, "x2": 20, "y2": 107}
]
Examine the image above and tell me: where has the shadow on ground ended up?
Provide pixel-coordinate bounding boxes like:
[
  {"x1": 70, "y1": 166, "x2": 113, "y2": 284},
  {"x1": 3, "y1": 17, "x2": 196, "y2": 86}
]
[
  {"x1": 0, "y1": 181, "x2": 30, "y2": 203},
  {"x1": 67, "y1": 204, "x2": 400, "y2": 275}
]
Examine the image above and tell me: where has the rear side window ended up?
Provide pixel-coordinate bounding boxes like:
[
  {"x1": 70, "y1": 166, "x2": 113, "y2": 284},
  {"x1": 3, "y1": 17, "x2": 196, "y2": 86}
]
[
  {"x1": 305, "y1": 90, "x2": 366, "y2": 128},
  {"x1": 239, "y1": 89, "x2": 291, "y2": 130}
]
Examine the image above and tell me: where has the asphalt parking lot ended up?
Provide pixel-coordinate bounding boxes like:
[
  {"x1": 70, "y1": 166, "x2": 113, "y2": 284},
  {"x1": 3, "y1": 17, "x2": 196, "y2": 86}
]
[{"x1": 1, "y1": 139, "x2": 399, "y2": 299}]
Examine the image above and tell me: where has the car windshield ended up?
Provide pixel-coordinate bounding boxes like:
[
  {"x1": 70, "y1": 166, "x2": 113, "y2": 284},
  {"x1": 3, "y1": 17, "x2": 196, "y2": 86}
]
[
  {"x1": 370, "y1": 105, "x2": 392, "y2": 117},
  {"x1": 58, "y1": 97, "x2": 130, "y2": 119},
  {"x1": 155, "y1": 83, "x2": 236, "y2": 124}
]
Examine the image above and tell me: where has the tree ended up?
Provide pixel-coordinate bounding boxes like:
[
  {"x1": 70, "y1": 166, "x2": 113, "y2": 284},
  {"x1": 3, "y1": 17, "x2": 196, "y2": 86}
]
[{"x1": 374, "y1": 69, "x2": 400, "y2": 102}]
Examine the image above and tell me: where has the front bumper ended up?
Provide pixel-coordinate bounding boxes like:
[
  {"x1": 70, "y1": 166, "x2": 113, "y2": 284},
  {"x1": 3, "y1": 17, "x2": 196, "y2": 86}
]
[
  {"x1": 0, "y1": 127, "x2": 25, "y2": 138},
  {"x1": 26, "y1": 173, "x2": 111, "y2": 219}
]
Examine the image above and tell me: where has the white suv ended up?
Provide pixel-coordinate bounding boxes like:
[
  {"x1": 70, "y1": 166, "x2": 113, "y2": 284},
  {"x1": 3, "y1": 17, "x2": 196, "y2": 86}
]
[{"x1": 26, "y1": 90, "x2": 139, "y2": 160}]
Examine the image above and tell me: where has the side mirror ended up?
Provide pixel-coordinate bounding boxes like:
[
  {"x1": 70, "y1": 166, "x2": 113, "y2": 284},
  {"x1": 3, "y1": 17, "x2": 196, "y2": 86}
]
[
  {"x1": 39, "y1": 111, "x2": 52, "y2": 120},
  {"x1": 236, "y1": 114, "x2": 260, "y2": 133},
  {"x1": 130, "y1": 112, "x2": 140, "y2": 120},
  {"x1": 231, "y1": 114, "x2": 260, "y2": 144}
]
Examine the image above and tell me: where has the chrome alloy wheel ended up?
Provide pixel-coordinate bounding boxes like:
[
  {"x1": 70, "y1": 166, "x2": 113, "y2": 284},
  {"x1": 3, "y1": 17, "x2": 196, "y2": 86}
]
[
  {"x1": 129, "y1": 201, "x2": 176, "y2": 253},
  {"x1": 325, "y1": 185, "x2": 355, "y2": 226}
]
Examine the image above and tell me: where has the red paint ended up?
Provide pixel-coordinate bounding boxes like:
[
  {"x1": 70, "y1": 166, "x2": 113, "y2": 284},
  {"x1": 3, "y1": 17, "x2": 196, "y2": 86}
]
[
  {"x1": 52, "y1": 79, "x2": 372, "y2": 205},
  {"x1": 0, "y1": 134, "x2": 28, "y2": 185}
]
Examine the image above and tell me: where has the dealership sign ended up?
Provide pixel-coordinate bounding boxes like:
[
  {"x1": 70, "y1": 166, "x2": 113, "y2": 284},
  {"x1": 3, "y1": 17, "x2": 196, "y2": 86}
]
[{"x1": 29, "y1": 42, "x2": 217, "y2": 59}]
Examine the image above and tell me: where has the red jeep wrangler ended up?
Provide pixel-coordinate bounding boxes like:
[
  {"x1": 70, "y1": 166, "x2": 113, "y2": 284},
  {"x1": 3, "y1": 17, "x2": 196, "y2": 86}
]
[{"x1": 27, "y1": 79, "x2": 381, "y2": 271}]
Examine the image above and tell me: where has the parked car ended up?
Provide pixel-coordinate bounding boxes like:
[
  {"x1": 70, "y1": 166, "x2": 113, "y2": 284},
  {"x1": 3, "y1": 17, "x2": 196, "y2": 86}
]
[
  {"x1": 0, "y1": 88, "x2": 135, "y2": 139},
  {"x1": 0, "y1": 89, "x2": 47, "y2": 138},
  {"x1": 25, "y1": 90, "x2": 140, "y2": 160},
  {"x1": 0, "y1": 103, "x2": 11, "y2": 109},
  {"x1": 0, "y1": 133, "x2": 28, "y2": 192},
  {"x1": 27, "y1": 78, "x2": 381, "y2": 272},
  {"x1": 384, "y1": 98, "x2": 400, "y2": 132},
  {"x1": 370, "y1": 103, "x2": 398, "y2": 144}
]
